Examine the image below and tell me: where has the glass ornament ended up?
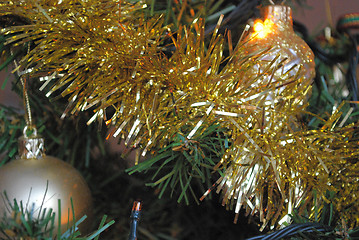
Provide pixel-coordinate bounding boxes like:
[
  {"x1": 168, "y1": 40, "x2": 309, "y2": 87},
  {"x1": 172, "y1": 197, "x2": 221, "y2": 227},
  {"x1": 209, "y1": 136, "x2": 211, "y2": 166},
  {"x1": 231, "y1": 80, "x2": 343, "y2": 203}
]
[{"x1": 0, "y1": 128, "x2": 93, "y2": 234}]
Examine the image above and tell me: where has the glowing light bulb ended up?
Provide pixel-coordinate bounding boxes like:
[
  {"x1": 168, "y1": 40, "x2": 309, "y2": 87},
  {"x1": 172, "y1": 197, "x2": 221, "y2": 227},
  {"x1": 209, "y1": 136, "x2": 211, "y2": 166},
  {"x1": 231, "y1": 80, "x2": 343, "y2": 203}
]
[
  {"x1": 253, "y1": 19, "x2": 274, "y2": 39},
  {"x1": 253, "y1": 20, "x2": 264, "y2": 33}
]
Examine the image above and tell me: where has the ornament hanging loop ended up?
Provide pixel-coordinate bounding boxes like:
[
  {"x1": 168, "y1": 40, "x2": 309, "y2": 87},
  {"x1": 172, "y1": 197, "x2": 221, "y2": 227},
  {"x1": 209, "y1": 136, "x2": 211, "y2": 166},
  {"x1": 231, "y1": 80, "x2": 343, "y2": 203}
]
[
  {"x1": 11, "y1": 44, "x2": 42, "y2": 158},
  {"x1": 23, "y1": 125, "x2": 38, "y2": 138}
]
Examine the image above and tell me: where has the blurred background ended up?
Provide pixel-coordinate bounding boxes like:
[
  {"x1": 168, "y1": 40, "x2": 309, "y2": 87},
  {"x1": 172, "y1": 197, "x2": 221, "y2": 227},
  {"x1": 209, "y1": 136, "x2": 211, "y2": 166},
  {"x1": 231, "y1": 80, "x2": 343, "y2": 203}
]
[{"x1": 293, "y1": 0, "x2": 359, "y2": 34}]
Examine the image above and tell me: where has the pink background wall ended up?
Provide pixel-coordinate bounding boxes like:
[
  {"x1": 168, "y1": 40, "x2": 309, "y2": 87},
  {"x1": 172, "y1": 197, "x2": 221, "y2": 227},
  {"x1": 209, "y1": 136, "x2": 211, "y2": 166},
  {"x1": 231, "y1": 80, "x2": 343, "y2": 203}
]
[{"x1": 293, "y1": 0, "x2": 359, "y2": 34}]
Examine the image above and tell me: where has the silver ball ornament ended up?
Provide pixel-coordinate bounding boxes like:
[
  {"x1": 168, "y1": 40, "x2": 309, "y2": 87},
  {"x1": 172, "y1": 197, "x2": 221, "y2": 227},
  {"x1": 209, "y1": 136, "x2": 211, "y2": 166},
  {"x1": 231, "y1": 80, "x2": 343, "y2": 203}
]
[{"x1": 0, "y1": 132, "x2": 93, "y2": 234}]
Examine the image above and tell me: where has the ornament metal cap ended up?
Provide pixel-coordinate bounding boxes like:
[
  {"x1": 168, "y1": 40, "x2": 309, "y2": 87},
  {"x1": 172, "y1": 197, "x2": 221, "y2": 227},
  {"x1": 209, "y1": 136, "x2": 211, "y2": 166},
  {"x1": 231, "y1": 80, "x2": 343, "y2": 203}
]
[
  {"x1": 18, "y1": 126, "x2": 45, "y2": 159},
  {"x1": 263, "y1": 5, "x2": 292, "y2": 25}
]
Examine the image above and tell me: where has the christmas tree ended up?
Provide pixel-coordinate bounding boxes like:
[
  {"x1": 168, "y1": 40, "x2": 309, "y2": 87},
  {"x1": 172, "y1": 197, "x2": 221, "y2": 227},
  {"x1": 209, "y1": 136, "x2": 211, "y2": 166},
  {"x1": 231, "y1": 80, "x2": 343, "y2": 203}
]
[{"x1": 0, "y1": 0, "x2": 359, "y2": 239}]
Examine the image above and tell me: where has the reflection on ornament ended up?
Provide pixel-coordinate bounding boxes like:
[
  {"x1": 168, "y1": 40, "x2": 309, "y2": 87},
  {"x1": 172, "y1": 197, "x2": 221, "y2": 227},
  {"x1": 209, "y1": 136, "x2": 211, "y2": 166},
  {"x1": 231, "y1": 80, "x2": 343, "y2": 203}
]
[{"x1": 0, "y1": 131, "x2": 93, "y2": 234}]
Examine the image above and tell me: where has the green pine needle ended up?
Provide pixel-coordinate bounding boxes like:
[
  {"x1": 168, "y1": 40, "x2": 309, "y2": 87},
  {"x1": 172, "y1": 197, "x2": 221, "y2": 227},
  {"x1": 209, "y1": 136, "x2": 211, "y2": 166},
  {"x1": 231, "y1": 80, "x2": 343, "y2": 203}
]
[{"x1": 0, "y1": 193, "x2": 114, "y2": 240}]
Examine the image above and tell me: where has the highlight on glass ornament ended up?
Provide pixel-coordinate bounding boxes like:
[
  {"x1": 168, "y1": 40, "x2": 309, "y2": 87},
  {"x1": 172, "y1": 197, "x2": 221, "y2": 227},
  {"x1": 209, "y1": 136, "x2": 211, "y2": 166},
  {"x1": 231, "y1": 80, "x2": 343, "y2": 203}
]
[
  {"x1": 0, "y1": 127, "x2": 93, "y2": 234},
  {"x1": 253, "y1": 18, "x2": 274, "y2": 39}
]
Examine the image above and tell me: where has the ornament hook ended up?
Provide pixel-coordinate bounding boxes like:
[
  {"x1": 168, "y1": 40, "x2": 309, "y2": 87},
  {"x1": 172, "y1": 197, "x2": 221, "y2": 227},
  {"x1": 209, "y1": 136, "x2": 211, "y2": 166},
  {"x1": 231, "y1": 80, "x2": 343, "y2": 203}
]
[{"x1": 11, "y1": 44, "x2": 33, "y2": 130}]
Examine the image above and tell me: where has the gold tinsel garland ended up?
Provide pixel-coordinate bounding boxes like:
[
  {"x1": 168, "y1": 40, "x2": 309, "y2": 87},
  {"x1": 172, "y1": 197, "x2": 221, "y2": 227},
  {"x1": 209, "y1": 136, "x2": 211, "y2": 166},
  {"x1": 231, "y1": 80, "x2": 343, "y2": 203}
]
[{"x1": 1, "y1": 0, "x2": 358, "y2": 229}]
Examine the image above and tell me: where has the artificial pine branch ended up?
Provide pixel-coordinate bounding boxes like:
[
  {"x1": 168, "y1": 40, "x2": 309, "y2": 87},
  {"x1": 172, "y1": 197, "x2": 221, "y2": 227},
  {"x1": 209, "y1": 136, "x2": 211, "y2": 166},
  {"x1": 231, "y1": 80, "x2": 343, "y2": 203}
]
[{"x1": 127, "y1": 123, "x2": 229, "y2": 204}]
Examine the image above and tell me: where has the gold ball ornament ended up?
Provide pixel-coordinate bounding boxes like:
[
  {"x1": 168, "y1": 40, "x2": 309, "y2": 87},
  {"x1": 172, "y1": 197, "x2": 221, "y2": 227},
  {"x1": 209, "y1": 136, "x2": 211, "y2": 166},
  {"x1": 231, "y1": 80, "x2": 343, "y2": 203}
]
[
  {"x1": 213, "y1": 4, "x2": 317, "y2": 228},
  {"x1": 242, "y1": 4, "x2": 315, "y2": 101},
  {"x1": 0, "y1": 130, "x2": 93, "y2": 234}
]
